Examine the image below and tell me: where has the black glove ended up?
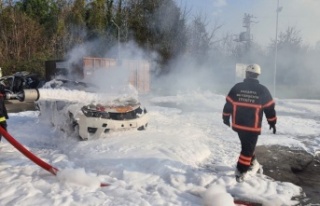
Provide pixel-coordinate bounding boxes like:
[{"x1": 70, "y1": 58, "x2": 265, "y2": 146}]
[
  {"x1": 269, "y1": 122, "x2": 276, "y2": 134},
  {"x1": 223, "y1": 116, "x2": 230, "y2": 127}
]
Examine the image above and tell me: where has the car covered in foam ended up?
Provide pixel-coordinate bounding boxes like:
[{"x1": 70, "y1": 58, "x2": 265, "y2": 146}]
[{"x1": 37, "y1": 79, "x2": 149, "y2": 140}]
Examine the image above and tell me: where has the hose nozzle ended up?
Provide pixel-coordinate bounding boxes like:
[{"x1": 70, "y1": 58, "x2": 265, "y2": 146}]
[{"x1": 5, "y1": 89, "x2": 39, "y2": 102}]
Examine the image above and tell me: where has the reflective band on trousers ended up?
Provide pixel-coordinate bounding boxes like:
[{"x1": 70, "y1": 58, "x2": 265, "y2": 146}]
[{"x1": 0, "y1": 116, "x2": 6, "y2": 122}]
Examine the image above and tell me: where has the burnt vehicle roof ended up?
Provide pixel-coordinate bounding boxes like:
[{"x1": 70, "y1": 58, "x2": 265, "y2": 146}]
[
  {"x1": 1, "y1": 71, "x2": 40, "y2": 79},
  {"x1": 42, "y1": 78, "x2": 98, "y2": 92},
  {"x1": 0, "y1": 71, "x2": 44, "y2": 93}
]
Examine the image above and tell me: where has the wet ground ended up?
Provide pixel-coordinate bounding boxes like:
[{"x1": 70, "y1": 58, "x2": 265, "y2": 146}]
[{"x1": 256, "y1": 145, "x2": 320, "y2": 205}]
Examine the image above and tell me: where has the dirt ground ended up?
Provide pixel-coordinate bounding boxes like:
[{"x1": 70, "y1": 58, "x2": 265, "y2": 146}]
[{"x1": 256, "y1": 145, "x2": 320, "y2": 205}]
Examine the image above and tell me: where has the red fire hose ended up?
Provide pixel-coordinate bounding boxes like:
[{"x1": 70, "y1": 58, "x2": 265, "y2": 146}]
[{"x1": 0, "y1": 126, "x2": 110, "y2": 187}]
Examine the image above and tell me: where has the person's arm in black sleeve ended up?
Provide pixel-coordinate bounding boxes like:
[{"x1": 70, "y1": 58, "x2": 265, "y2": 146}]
[
  {"x1": 222, "y1": 90, "x2": 234, "y2": 127},
  {"x1": 262, "y1": 88, "x2": 277, "y2": 134},
  {"x1": 0, "y1": 85, "x2": 8, "y2": 120},
  {"x1": 3, "y1": 101, "x2": 9, "y2": 120}
]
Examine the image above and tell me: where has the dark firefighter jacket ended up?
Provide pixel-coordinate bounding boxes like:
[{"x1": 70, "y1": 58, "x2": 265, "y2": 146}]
[
  {"x1": 222, "y1": 78, "x2": 277, "y2": 135},
  {"x1": 0, "y1": 85, "x2": 8, "y2": 122}
]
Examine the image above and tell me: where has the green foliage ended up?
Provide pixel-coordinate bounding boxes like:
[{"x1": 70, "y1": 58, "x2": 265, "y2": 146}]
[
  {"x1": 0, "y1": 5, "x2": 49, "y2": 61},
  {"x1": 126, "y1": 0, "x2": 187, "y2": 71},
  {"x1": 0, "y1": 1, "x2": 278, "y2": 79},
  {"x1": 69, "y1": 0, "x2": 86, "y2": 26},
  {"x1": 1, "y1": 55, "x2": 47, "y2": 77},
  {"x1": 17, "y1": 0, "x2": 59, "y2": 34},
  {"x1": 0, "y1": 0, "x2": 190, "y2": 75},
  {"x1": 86, "y1": 0, "x2": 107, "y2": 38},
  {"x1": 0, "y1": 1, "x2": 318, "y2": 99}
]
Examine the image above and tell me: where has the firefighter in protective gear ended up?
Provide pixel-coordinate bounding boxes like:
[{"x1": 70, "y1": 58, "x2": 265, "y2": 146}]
[
  {"x1": 0, "y1": 82, "x2": 8, "y2": 142},
  {"x1": 222, "y1": 64, "x2": 277, "y2": 182}
]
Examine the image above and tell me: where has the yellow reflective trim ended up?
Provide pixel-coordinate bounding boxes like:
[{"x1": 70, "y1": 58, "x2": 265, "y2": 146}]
[{"x1": 0, "y1": 116, "x2": 6, "y2": 122}]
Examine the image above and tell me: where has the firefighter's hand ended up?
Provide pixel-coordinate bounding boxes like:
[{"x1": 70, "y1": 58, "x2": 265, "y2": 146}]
[
  {"x1": 269, "y1": 123, "x2": 276, "y2": 134},
  {"x1": 223, "y1": 119, "x2": 230, "y2": 127}
]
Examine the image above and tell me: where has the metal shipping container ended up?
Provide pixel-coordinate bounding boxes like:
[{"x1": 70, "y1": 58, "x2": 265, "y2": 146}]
[
  {"x1": 82, "y1": 57, "x2": 150, "y2": 93},
  {"x1": 45, "y1": 57, "x2": 151, "y2": 93}
]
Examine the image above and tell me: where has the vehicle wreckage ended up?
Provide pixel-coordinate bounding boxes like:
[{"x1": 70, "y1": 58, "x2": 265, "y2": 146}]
[
  {"x1": 73, "y1": 101, "x2": 148, "y2": 140},
  {"x1": 5, "y1": 79, "x2": 149, "y2": 141}
]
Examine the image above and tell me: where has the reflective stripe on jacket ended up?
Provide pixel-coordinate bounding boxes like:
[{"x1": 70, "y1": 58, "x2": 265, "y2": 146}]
[{"x1": 223, "y1": 78, "x2": 277, "y2": 134}]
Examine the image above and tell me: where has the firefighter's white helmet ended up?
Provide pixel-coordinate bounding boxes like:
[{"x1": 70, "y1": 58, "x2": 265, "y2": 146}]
[{"x1": 246, "y1": 64, "x2": 261, "y2": 75}]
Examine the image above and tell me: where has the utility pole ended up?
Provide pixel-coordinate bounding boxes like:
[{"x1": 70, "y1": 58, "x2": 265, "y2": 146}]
[
  {"x1": 242, "y1": 13, "x2": 256, "y2": 50},
  {"x1": 273, "y1": 0, "x2": 282, "y2": 97},
  {"x1": 234, "y1": 13, "x2": 256, "y2": 82}
]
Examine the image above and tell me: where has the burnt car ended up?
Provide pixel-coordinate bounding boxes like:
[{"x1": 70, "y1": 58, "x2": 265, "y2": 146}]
[
  {"x1": 37, "y1": 79, "x2": 149, "y2": 140},
  {"x1": 0, "y1": 71, "x2": 43, "y2": 93}
]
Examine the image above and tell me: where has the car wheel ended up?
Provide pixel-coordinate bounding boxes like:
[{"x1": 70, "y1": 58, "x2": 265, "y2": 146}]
[{"x1": 72, "y1": 123, "x2": 87, "y2": 141}]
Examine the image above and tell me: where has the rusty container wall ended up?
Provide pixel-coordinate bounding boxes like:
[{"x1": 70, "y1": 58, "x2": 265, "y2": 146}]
[
  {"x1": 138, "y1": 61, "x2": 150, "y2": 93},
  {"x1": 124, "y1": 59, "x2": 150, "y2": 94},
  {"x1": 82, "y1": 57, "x2": 150, "y2": 94},
  {"x1": 82, "y1": 57, "x2": 116, "y2": 78}
]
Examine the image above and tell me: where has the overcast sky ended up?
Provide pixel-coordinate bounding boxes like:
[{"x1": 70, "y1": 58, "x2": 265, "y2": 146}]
[{"x1": 176, "y1": 0, "x2": 320, "y2": 48}]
